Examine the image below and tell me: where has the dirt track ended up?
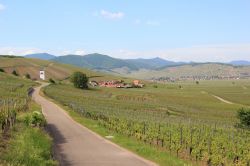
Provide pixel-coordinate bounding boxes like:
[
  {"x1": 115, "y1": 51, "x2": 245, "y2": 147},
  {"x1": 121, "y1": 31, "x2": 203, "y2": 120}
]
[
  {"x1": 32, "y1": 83, "x2": 156, "y2": 166},
  {"x1": 211, "y1": 95, "x2": 234, "y2": 104}
]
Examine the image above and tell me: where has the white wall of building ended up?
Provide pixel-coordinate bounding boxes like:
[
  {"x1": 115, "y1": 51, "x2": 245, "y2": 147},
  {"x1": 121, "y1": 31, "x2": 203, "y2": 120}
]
[{"x1": 40, "y1": 70, "x2": 45, "y2": 80}]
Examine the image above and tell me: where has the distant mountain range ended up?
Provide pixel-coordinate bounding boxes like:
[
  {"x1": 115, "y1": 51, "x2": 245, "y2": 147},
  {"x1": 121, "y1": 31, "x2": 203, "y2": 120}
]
[
  {"x1": 25, "y1": 53, "x2": 184, "y2": 71},
  {"x1": 24, "y1": 53, "x2": 250, "y2": 79},
  {"x1": 125, "y1": 57, "x2": 186, "y2": 69},
  {"x1": 52, "y1": 53, "x2": 139, "y2": 70},
  {"x1": 229, "y1": 60, "x2": 250, "y2": 66}
]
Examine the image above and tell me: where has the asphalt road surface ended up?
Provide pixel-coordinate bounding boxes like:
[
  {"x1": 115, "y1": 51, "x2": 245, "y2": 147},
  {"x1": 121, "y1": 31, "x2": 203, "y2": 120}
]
[{"x1": 32, "y1": 83, "x2": 157, "y2": 166}]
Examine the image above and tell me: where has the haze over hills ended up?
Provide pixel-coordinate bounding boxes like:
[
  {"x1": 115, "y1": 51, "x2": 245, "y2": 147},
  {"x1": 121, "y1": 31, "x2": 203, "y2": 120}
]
[
  {"x1": 229, "y1": 60, "x2": 250, "y2": 66},
  {"x1": 126, "y1": 63, "x2": 250, "y2": 80},
  {"x1": 25, "y1": 53, "x2": 187, "y2": 70},
  {"x1": 22, "y1": 53, "x2": 250, "y2": 80},
  {"x1": 52, "y1": 53, "x2": 139, "y2": 70},
  {"x1": 124, "y1": 57, "x2": 186, "y2": 69}
]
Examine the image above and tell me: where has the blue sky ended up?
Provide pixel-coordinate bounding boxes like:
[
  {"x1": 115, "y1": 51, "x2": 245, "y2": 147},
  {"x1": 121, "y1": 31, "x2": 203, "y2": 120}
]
[{"x1": 0, "y1": 0, "x2": 250, "y2": 62}]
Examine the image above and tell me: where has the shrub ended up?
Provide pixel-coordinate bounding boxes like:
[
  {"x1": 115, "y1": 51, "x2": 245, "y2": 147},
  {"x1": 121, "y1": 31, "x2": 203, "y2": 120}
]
[
  {"x1": 0, "y1": 68, "x2": 5, "y2": 72},
  {"x1": 25, "y1": 73, "x2": 31, "y2": 79},
  {"x1": 12, "y1": 70, "x2": 19, "y2": 76},
  {"x1": 24, "y1": 111, "x2": 46, "y2": 127},
  {"x1": 31, "y1": 111, "x2": 46, "y2": 127},
  {"x1": 49, "y1": 78, "x2": 55, "y2": 84},
  {"x1": 70, "y1": 71, "x2": 88, "y2": 89},
  {"x1": 236, "y1": 108, "x2": 250, "y2": 129}
]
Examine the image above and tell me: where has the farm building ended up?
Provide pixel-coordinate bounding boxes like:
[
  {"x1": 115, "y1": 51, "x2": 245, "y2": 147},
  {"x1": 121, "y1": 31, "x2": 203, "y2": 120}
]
[
  {"x1": 89, "y1": 81, "x2": 98, "y2": 87},
  {"x1": 132, "y1": 80, "x2": 144, "y2": 88},
  {"x1": 39, "y1": 70, "x2": 45, "y2": 80}
]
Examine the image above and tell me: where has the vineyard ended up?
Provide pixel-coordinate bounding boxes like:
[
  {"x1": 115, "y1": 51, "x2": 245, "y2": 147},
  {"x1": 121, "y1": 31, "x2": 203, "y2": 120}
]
[
  {"x1": 0, "y1": 72, "x2": 34, "y2": 134},
  {"x1": 44, "y1": 80, "x2": 250, "y2": 165}
]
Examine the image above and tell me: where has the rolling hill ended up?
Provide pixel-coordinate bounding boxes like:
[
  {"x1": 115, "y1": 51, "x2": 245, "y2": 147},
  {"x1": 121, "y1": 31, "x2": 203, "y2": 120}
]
[
  {"x1": 25, "y1": 53, "x2": 56, "y2": 60},
  {"x1": 25, "y1": 53, "x2": 183, "y2": 72},
  {"x1": 23, "y1": 53, "x2": 250, "y2": 80},
  {"x1": 52, "y1": 53, "x2": 139, "y2": 70},
  {"x1": 0, "y1": 56, "x2": 117, "y2": 81}
]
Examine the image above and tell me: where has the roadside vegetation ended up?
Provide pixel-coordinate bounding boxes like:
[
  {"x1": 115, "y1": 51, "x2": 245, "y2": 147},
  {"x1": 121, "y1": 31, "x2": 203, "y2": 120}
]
[
  {"x1": 0, "y1": 72, "x2": 56, "y2": 166},
  {"x1": 44, "y1": 79, "x2": 250, "y2": 166}
]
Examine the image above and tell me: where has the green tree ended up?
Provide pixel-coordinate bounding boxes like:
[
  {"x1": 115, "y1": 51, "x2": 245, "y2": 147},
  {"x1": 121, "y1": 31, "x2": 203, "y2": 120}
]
[
  {"x1": 49, "y1": 78, "x2": 55, "y2": 84},
  {"x1": 12, "y1": 70, "x2": 19, "y2": 76},
  {"x1": 25, "y1": 73, "x2": 31, "y2": 79},
  {"x1": 237, "y1": 108, "x2": 250, "y2": 129},
  {"x1": 70, "y1": 72, "x2": 88, "y2": 89}
]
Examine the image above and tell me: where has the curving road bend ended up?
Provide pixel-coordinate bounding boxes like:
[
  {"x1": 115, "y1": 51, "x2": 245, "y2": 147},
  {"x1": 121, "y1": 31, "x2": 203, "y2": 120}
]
[{"x1": 32, "y1": 83, "x2": 157, "y2": 166}]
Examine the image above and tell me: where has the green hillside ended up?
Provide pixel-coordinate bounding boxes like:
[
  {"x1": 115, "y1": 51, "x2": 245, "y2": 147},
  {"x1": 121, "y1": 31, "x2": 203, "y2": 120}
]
[
  {"x1": 53, "y1": 53, "x2": 139, "y2": 70},
  {"x1": 0, "y1": 56, "x2": 119, "y2": 81},
  {"x1": 50, "y1": 53, "x2": 250, "y2": 79}
]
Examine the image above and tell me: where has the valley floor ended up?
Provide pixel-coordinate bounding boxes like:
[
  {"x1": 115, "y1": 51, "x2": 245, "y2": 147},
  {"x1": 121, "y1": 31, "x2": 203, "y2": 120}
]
[
  {"x1": 43, "y1": 80, "x2": 250, "y2": 166},
  {"x1": 34, "y1": 83, "x2": 156, "y2": 166}
]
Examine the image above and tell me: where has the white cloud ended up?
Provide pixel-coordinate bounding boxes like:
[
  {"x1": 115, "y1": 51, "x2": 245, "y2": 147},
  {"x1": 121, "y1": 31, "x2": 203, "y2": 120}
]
[
  {"x1": 100, "y1": 10, "x2": 124, "y2": 20},
  {"x1": 159, "y1": 44, "x2": 250, "y2": 62},
  {"x1": 0, "y1": 47, "x2": 42, "y2": 56},
  {"x1": 0, "y1": 4, "x2": 5, "y2": 11},
  {"x1": 134, "y1": 19, "x2": 141, "y2": 25},
  {"x1": 146, "y1": 20, "x2": 160, "y2": 26},
  {"x1": 74, "y1": 50, "x2": 86, "y2": 55},
  {"x1": 133, "y1": 19, "x2": 160, "y2": 26},
  {"x1": 0, "y1": 47, "x2": 88, "y2": 56}
]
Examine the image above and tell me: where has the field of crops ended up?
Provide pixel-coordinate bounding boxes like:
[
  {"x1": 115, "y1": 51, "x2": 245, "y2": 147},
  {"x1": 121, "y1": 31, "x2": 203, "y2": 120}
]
[
  {"x1": 44, "y1": 80, "x2": 250, "y2": 165},
  {"x1": 0, "y1": 72, "x2": 34, "y2": 134}
]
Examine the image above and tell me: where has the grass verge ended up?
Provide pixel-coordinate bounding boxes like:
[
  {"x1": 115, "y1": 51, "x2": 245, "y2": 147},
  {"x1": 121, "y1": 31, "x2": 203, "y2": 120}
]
[{"x1": 0, "y1": 101, "x2": 57, "y2": 166}]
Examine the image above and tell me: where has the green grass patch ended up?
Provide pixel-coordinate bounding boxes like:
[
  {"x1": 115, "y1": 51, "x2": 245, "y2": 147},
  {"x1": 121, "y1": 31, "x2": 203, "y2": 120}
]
[{"x1": 0, "y1": 101, "x2": 57, "y2": 166}]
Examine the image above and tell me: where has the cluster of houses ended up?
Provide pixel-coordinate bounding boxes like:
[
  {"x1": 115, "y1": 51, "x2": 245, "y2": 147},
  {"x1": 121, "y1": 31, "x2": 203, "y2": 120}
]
[{"x1": 89, "y1": 80, "x2": 144, "y2": 88}]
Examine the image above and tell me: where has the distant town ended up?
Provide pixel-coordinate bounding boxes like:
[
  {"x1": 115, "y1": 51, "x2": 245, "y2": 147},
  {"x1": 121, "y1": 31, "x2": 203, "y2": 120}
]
[{"x1": 151, "y1": 74, "x2": 250, "y2": 83}]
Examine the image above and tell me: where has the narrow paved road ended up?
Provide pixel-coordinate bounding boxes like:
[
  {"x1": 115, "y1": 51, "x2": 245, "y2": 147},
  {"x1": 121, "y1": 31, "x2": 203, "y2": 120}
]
[{"x1": 32, "y1": 83, "x2": 156, "y2": 166}]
